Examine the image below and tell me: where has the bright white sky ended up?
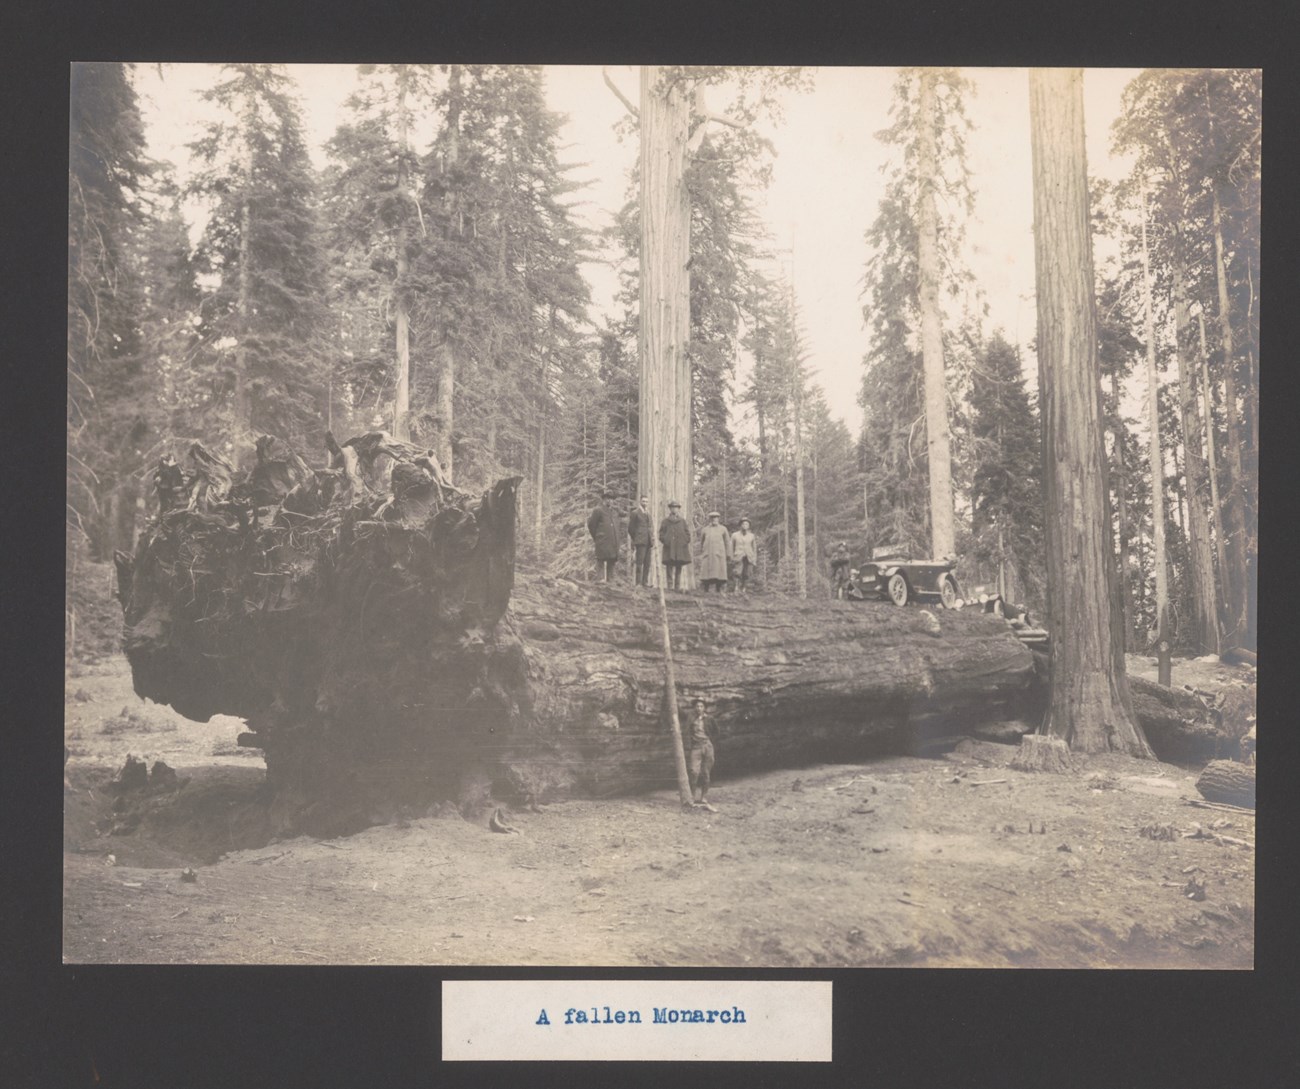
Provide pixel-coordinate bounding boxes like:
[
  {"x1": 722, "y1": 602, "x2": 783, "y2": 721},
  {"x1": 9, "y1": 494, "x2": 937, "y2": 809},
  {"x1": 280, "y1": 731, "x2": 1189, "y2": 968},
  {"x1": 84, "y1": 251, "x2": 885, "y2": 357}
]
[{"x1": 132, "y1": 64, "x2": 1142, "y2": 435}]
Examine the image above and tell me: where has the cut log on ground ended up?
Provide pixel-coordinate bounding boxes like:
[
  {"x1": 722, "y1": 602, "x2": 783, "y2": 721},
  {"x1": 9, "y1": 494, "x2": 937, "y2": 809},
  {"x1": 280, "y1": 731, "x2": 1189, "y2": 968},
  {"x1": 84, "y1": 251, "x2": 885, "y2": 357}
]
[
  {"x1": 1195, "y1": 760, "x2": 1256, "y2": 809},
  {"x1": 1126, "y1": 677, "x2": 1224, "y2": 764}
]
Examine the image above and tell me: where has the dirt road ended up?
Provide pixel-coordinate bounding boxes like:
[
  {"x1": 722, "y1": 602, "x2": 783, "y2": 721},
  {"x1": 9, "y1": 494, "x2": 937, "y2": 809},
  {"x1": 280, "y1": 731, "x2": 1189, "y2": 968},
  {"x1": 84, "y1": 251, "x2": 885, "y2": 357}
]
[{"x1": 64, "y1": 658, "x2": 1254, "y2": 968}]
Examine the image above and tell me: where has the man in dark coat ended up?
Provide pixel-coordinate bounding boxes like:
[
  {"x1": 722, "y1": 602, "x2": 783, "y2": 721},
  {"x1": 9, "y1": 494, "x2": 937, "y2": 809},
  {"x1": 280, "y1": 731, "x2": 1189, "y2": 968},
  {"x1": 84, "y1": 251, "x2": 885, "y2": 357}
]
[
  {"x1": 587, "y1": 491, "x2": 621, "y2": 582},
  {"x1": 627, "y1": 495, "x2": 653, "y2": 587},
  {"x1": 658, "y1": 499, "x2": 692, "y2": 590}
]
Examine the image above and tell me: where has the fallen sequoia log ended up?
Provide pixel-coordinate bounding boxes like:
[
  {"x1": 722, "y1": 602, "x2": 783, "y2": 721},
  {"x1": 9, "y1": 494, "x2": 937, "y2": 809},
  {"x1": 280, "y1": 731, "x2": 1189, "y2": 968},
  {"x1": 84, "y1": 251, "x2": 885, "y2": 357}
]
[
  {"x1": 1195, "y1": 760, "x2": 1256, "y2": 808},
  {"x1": 115, "y1": 435, "x2": 1226, "y2": 834}
]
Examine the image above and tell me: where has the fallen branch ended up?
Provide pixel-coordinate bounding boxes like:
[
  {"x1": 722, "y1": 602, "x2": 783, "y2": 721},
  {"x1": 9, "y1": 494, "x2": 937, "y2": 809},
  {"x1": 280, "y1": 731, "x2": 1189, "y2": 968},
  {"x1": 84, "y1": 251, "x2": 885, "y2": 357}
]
[
  {"x1": 1185, "y1": 798, "x2": 1255, "y2": 815},
  {"x1": 968, "y1": 778, "x2": 1008, "y2": 787}
]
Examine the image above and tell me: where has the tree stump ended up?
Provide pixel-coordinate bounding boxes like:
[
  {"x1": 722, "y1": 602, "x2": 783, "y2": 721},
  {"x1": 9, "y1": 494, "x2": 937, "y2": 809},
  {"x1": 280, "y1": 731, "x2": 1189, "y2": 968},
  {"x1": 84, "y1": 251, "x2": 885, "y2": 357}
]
[
  {"x1": 1010, "y1": 734, "x2": 1076, "y2": 774},
  {"x1": 1195, "y1": 759, "x2": 1255, "y2": 808}
]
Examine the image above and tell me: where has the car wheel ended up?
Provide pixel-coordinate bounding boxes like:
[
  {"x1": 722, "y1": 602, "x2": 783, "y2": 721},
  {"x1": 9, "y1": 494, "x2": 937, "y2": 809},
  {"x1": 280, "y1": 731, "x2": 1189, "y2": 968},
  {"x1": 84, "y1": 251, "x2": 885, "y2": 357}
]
[
  {"x1": 940, "y1": 576, "x2": 959, "y2": 609},
  {"x1": 887, "y1": 572, "x2": 909, "y2": 606}
]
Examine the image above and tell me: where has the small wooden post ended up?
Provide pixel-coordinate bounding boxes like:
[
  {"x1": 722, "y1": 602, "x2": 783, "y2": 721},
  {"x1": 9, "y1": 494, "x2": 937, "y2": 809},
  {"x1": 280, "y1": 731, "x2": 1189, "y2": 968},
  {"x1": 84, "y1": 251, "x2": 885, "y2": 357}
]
[{"x1": 1157, "y1": 638, "x2": 1172, "y2": 687}]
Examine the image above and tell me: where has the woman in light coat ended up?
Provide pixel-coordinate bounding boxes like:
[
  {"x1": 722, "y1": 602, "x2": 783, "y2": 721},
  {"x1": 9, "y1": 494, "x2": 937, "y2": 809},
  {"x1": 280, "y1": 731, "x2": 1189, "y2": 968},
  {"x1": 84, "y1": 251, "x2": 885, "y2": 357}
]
[{"x1": 698, "y1": 511, "x2": 732, "y2": 593}]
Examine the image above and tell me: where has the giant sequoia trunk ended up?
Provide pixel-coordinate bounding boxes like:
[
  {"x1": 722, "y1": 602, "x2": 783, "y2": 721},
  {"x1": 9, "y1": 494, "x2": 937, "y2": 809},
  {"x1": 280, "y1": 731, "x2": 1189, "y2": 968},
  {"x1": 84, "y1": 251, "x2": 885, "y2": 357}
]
[
  {"x1": 638, "y1": 65, "x2": 694, "y2": 587},
  {"x1": 1028, "y1": 69, "x2": 1151, "y2": 757},
  {"x1": 916, "y1": 68, "x2": 956, "y2": 560}
]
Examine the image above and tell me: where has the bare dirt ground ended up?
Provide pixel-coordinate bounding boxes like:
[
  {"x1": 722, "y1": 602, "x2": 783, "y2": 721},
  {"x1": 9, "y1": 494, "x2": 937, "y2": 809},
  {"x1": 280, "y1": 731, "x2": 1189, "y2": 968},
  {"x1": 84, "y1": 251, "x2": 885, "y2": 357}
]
[{"x1": 63, "y1": 652, "x2": 1255, "y2": 968}]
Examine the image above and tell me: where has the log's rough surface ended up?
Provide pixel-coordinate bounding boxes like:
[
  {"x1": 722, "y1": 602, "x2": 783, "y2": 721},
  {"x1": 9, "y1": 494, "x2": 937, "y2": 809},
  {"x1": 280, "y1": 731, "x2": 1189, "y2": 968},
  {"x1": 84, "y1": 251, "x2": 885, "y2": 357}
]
[
  {"x1": 1195, "y1": 760, "x2": 1256, "y2": 808},
  {"x1": 1127, "y1": 678, "x2": 1225, "y2": 764},
  {"x1": 499, "y1": 581, "x2": 1037, "y2": 801}
]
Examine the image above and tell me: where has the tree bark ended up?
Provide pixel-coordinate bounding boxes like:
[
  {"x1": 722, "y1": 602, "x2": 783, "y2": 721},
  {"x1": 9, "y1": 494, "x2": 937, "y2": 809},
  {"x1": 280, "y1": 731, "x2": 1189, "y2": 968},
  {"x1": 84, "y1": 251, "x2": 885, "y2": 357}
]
[
  {"x1": 638, "y1": 66, "x2": 694, "y2": 588},
  {"x1": 234, "y1": 91, "x2": 255, "y2": 453},
  {"x1": 435, "y1": 65, "x2": 462, "y2": 480},
  {"x1": 793, "y1": 349, "x2": 807, "y2": 597},
  {"x1": 1110, "y1": 369, "x2": 1132, "y2": 645},
  {"x1": 916, "y1": 70, "x2": 956, "y2": 560},
  {"x1": 1139, "y1": 177, "x2": 1168, "y2": 649},
  {"x1": 1196, "y1": 311, "x2": 1229, "y2": 624},
  {"x1": 392, "y1": 68, "x2": 412, "y2": 443},
  {"x1": 1028, "y1": 68, "x2": 1151, "y2": 757},
  {"x1": 1171, "y1": 240, "x2": 1220, "y2": 655},
  {"x1": 1211, "y1": 185, "x2": 1251, "y2": 649}
]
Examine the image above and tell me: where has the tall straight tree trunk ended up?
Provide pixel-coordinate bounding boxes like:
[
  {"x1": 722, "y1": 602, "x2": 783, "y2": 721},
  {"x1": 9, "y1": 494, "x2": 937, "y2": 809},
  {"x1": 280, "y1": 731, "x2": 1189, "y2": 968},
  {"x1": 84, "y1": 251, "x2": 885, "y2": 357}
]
[
  {"x1": 916, "y1": 69, "x2": 956, "y2": 559},
  {"x1": 1110, "y1": 369, "x2": 1132, "y2": 645},
  {"x1": 435, "y1": 65, "x2": 462, "y2": 480},
  {"x1": 1196, "y1": 311, "x2": 1228, "y2": 619},
  {"x1": 233, "y1": 93, "x2": 255, "y2": 451},
  {"x1": 392, "y1": 70, "x2": 412, "y2": 442},
  {"x1": 1211, "y1": 185, "x2": 1251, "y2": 648},
  {"x1": 794, "y1": 358, "x2": 807, "y2": 598},
  {"x1": 638, "y1": 66, "x2": 694, "y2": 588},
  {"x1": 1028, "y1": 67, "x2": 1149, "y2": 756},
  {"x1": 1139, "y1": 178, "x2": 1168, "y2": 649},
  {"x1": 1171, "y1": 243, "x2": 1220, "y2": 654},
  {"x1": 534, "y1": 422, "x2": 545, "y2": 555}
]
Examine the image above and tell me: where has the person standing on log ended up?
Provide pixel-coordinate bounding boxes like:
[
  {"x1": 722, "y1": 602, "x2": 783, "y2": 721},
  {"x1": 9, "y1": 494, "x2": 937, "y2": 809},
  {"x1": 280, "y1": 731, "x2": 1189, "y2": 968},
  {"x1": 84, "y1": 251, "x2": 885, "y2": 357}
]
[
  {"x1": 659, "y1": 499, "x2": 692, "y2": 591},
  {"x1": 627, "y1": 494, "x2": 653, "y2": 587},
  {"x1": 688, "y1": 697, "x2": 716, "y2": 808},
  {"x1": 730, "y1": 517, "x2": 757, "y2": 593},
  {"x1": 698, "y1": 511, "x2": 732, "y2": 594},
  {"x1": 587, "y1": 491, "x2": 621, "y2": 583}
]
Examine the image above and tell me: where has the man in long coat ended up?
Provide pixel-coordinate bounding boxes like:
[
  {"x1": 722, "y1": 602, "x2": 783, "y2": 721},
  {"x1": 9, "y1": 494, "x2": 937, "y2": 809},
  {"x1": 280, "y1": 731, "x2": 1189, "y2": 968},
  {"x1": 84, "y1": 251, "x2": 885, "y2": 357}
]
[
  {"x1": 627, "y1": 495, "x2": 653, "y2": 587},
  {"x1": 658, "y1": 499, "x2": 692, "y2": 590},
  {"x1": 698, "y1": 511, "x2": 732, "y2": 593},
  {"x1": 587, "y1": 491, "x2": 621, "y2": 582}
]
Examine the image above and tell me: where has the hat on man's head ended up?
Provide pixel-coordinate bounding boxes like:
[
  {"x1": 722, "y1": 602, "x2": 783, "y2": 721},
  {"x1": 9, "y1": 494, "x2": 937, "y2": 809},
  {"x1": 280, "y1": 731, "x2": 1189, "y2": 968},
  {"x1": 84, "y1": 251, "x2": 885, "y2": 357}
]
[
  {"x1": 707, "y1": 510, "x2": 721, "y2": 518},
  {"x1": 668, "y1": 499, "x2": 681, "y2": 509},
  {"x1": 740, "y1": 516, "x2": 750, "y2": 525}
]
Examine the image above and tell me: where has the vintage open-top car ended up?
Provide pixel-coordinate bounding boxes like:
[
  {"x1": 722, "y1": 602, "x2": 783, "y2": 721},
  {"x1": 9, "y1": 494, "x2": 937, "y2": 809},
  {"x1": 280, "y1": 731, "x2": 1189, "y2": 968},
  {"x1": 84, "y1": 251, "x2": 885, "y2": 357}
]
[{"x1": 844, "y1": 547, "x2": 962, "y2": 608}]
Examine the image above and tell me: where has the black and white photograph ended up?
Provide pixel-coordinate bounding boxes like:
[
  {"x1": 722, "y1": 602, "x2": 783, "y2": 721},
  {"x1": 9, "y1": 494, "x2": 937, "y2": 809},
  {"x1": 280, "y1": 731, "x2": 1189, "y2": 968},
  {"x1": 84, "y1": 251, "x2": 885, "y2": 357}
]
[{"x1": 64, "y1": 63, "x2": 1259, "y2": 969}]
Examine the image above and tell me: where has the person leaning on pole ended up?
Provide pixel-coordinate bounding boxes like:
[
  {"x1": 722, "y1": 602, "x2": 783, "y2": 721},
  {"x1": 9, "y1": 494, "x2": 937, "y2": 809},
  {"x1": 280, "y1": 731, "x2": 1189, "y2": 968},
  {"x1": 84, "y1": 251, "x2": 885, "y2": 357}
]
[
  {"x1": 627, "y1": 494, "x2": 653, "y2": 587},
  {"x1": 688, "y1": 697, "x2": 716, "y2": 810},
  {"x1": 658, "y1": 499, "x2": 692, "y2": 591}
]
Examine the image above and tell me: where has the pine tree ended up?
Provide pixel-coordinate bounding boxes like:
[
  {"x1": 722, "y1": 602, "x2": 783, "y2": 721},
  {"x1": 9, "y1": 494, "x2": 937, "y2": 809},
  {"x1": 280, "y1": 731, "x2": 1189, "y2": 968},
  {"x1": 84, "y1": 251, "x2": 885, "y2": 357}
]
[
  {"x1": 859, "y1": 67, "x2": 977, "y2": 560},
  {"x1": 323, "y1": 64, "x2": 436, "y2": 443},
  {"x1": 187, "y1": 64, "x2": 332, "y2": 458},
  {"x1": 68, "y1": 61, "x2": 153, "y2": 561},
  {"x1": 1112, "y1": 67, "x2": 1259, "y2": 649},
  {"x1": 968, "y1": 332, "x2": 1044, "y2": 607}
]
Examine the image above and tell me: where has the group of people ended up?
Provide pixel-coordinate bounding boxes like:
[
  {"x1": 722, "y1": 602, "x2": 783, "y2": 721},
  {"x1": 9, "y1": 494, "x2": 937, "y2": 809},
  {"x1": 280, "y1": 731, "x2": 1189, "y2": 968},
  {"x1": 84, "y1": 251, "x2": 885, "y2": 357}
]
[{"x1": 587, "y1": 493, "x2": 759, "y2": 593}]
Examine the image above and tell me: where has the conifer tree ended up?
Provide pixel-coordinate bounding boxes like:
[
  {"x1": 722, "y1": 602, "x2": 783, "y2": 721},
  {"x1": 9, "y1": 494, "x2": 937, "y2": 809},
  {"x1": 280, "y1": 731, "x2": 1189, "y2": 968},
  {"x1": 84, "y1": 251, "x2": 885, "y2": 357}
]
[
  {"x1": 68, "y1": 61, "x2": 153, "y2": 560},
  {"x1": 968, "y1": 332, "x2": 1044, "y2": 607},
  {"x1": 188, "y1": 64, "x2": 332, "y2": 457},
  {"x1": 859, "y1": 67, "x2": 976, "y2": 559}
]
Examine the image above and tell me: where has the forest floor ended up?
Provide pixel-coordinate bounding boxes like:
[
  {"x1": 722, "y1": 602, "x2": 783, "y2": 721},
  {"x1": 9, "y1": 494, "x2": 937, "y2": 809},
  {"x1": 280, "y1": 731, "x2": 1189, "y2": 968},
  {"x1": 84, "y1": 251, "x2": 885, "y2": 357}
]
[{"x1": 64, "y1": 650, "x2": 1255, "y2": 968}]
